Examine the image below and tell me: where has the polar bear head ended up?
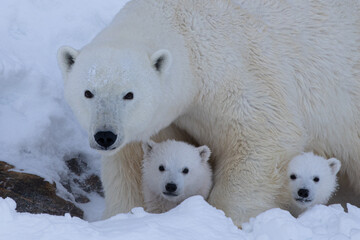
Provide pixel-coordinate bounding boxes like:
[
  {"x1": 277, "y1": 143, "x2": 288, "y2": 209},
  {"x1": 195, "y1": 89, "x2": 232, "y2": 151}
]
[
  {"x1": 141, "y1": 140, "x2": 212, "y2": 203},
  {"x1": 57, "y1": 43, "x2": 195, "y2": 154},
  {"x1": 287, "y1": 152, "x2": 341, "y2": 210}
]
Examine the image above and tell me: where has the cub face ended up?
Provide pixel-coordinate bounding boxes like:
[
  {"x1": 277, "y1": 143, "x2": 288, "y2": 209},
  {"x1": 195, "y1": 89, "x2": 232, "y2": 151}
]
[
  {"x1": 287, "y1": 153, "x2": 341, "y2": 209},
  {"x1": 142, "y1": 140, "x2": 211, "y2": 202}
]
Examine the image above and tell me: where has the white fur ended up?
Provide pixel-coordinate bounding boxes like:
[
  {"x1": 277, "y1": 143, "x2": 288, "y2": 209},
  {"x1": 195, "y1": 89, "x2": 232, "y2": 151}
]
[
  {"x1": 287, "y1": 152, "x2": 341, "y2": 217},
  {"x1": 100, "y1": 125, "x2": 197, "y2": 219},
  {"x1": 141, "y1": 140, "x2": 212, "y2": 213},
  {"x1": 58, "y1": 0, "x2": 360, "y2": 226}
]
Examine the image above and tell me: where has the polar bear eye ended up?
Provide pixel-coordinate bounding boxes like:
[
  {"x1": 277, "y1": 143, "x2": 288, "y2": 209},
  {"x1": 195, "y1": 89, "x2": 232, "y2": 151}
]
[
  {"x1": 84, "y1": 90, "x2": 94, "y2": 99},
  {"x1": 159, "y1": 165, "x2": 165, "y2": 172},
  {"x1": 123, "y1": 92, "x2": 134, "y2": 100},
  {"x1": 313, "y1": 177, "x2": 320, "y2": 182},
  {"x1": 154, "y1": 56, "x2": 164, "y2": 71},
  {"x1": 290, "y1": 174, "x2": 296, "y2": 180},
  {"x1": 182, "y1": 168, "x2": 189, "y2": 174}
]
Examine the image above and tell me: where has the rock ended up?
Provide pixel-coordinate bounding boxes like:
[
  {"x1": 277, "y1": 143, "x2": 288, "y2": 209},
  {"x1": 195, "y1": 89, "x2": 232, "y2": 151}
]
[
  {"x1": 65, "y1": 158, "x2": 87, "y2": 176},
  {"x1": 75, "y1": 194, "x2": 90, "y2": 204},
  {"x1": 62, "y1": 157, "x2": 104, "y2": 200},
  {"x1": 0, "y1": 161, "x2": 83, "y2": 218},
  {"x1": 83, "y1": 174, "x2": 104, "y2": 196}
]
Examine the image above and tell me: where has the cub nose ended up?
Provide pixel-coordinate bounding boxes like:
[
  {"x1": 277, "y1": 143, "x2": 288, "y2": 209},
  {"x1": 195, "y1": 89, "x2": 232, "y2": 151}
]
[
  {"x1": 94, "y1": 131, "x2": 117, "y2": 148},
  {"x1": 165, "y1": 183, "x2": 177, "y2": 193},
  {"x1": 298, "y1": 188, "x2": 309, "y2": 198}
]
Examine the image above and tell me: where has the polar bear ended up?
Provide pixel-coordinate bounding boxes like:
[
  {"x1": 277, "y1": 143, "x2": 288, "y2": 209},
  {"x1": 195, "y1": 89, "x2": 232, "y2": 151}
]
[
  {"x1": 287, "y1": 152, "x2": 341, "y2": 217},
  {"x1": 141, "y1": 140, "x2": 212, "y2": 213},
  {"x1": 57, "y1": 0, "x2": 360, "y2": 226}
]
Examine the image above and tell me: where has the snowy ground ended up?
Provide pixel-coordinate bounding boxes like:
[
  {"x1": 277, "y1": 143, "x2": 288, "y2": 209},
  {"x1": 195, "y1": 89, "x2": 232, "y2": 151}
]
[
  {"x1": 1, "y1": 0, "x2": 360, "y2": 239},
  {"x1": 2, "y1": 196, "x2": 360, "y2": 240}
]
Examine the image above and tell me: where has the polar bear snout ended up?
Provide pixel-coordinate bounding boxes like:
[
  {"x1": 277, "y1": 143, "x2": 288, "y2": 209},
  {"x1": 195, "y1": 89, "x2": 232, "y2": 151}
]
[
  {"x1": 297, "y1": 188, "x2": 309, "y2": 198},
  {"x1": 162, "y1": 183, "x2": 179, "y2": 198},
  {"x1": 94, "y1": 131, "x2": 117, "y2": 149},
  {"x1": 165, "y1": 183, "x2": 177, "y2": 193},
  {"x1": 91, "y1": 129, "x2": 123, "y2": 151}
]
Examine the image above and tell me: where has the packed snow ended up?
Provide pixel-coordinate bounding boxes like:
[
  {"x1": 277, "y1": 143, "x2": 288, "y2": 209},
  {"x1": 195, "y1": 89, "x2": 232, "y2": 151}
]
[
  {"x1": 2, "y1": 196, "x2": 360, "y2": 240},
  {"x1": 1, "y1": 0, "x2": 360, "y2": 239}
]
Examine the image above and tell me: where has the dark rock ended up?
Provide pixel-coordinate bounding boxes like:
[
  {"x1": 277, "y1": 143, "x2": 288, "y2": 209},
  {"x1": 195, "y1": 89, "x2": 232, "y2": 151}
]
[
  {"x1": 75, "y1": 194, "x2": 90, "y2": 203},
  {"x1": 0, "y1": 161, "x2": 83, "y2": 218},
  {"x1": 83, "y1": 174, "x2": 104, "y2": 196},
  {"x1": 60, "y1": 179, "x2": 72, "y2": 195},
  {"x1": 63, "y1": 157, "x2": 104, "y2": 198},
  {"x1": 65, "y1": 158, "x2": 87, "y2": 176}
]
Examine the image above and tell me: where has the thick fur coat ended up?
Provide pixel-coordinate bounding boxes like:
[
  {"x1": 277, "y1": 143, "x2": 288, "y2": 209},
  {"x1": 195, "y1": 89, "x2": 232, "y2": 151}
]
[{"x1": 58, "y1": 0, "x2": 360, "y2": 226}]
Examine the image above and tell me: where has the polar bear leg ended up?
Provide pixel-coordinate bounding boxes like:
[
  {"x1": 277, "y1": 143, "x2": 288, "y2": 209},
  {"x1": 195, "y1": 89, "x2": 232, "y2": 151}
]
[
  {"x1": 208, "y1": 153, "x2": 293, "y2": 227},
  {"x1": 101, "y1": 124, "x2": 196, "y2": 219},
  {"x1": 101, "y1": 142, "x2": 143, "y2": 219}
]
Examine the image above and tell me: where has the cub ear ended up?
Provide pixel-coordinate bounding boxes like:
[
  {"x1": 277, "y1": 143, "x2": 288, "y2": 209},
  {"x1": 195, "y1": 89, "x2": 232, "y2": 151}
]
[
  {"x1": 328, "y1": 158, "x2": 341, "y2": 175},
  {"x1": 142, "y1": 140, "x2": 156, "y2": 156},
  {"x1": 150, "y1": 49, "x2": 172, "y2": 74},
  {"x1": 197, "y1": 145, "x2": 211, "y2": 163},
  {"x1": 57, "y1": 46, "x2": 79, "y2": 77}
]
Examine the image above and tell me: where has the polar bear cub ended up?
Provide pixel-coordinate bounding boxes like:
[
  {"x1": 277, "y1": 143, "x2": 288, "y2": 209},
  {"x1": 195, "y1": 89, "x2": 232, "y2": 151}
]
[
  {"x1": 141, "y1": 139, "x2": 212, "y2": 213},
  {"x1": 287, "y1": 152, "x2": 341, "y2": 216}
]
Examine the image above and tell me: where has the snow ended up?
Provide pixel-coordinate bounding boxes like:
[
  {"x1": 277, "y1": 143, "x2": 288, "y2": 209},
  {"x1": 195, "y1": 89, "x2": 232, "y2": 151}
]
[
  {"x1": 2, "y1": 196, "x2": 360, "y2": 240},
  {"x1": 1, "y1": 0, "x2": 360, "y2": 239}
]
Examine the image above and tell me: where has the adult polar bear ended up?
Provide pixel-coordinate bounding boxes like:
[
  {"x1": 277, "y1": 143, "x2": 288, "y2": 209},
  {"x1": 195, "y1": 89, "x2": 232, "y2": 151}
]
[{"x1": 57, "y1": 0, "x2": 360, "y2": 226}]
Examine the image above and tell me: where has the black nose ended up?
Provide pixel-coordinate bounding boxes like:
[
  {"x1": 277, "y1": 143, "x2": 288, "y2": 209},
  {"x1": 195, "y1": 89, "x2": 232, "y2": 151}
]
[
  {"x1": 298, "y1": 188, "x2": 309, "y2": 198},
  {"x1": 165, "y1": 183, "x2": 177, "y2": 193},
  {"x1": 94, "y1": 131, "x2": 117, "y2": 148}
]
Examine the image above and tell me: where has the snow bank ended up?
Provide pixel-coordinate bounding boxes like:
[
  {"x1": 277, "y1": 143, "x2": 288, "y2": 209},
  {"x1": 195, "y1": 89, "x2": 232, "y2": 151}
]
[{"x1": 1, "y1": 196, "x2": 360, "y2": 240}]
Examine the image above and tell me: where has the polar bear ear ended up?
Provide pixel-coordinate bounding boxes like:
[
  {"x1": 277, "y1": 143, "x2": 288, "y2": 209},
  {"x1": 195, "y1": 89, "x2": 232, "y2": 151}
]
[
  {"x1": 57, "y1": 46, "x2": 79, "y2": 77},
  {"x1": 328, "y1": 158, "x2": 341, "y2": 175},
  {"x1": 142, "y1": 140, "x2": 156, "y2": 156},
  {"x1": 150, "y1": 49, "x2": 172, "y2": 74},
  {"x1": 197, "y1": 145, "x2": 211, "y2": 163}
]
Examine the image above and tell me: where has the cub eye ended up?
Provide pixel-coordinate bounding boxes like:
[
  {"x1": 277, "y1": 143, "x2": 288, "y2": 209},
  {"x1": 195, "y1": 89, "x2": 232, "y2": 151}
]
[
  {"x1": 290, "y1": 174, "x2": 296, "y2": 180},
  {"x1": 123, "y1": 92, "x2": 134, "y2": 100},
  {"x1": 159, "y1": 165, "x2": 165, "y2": 172},
  {"x1": 313, "y1": 177, "x2": 320, "y2": 182},
  {"x1": 84, "y1": 90, "x2": 94, "y2": 98},
  {"x1": 182, "y1": 168, "x2": 189, "y2": 174}
]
